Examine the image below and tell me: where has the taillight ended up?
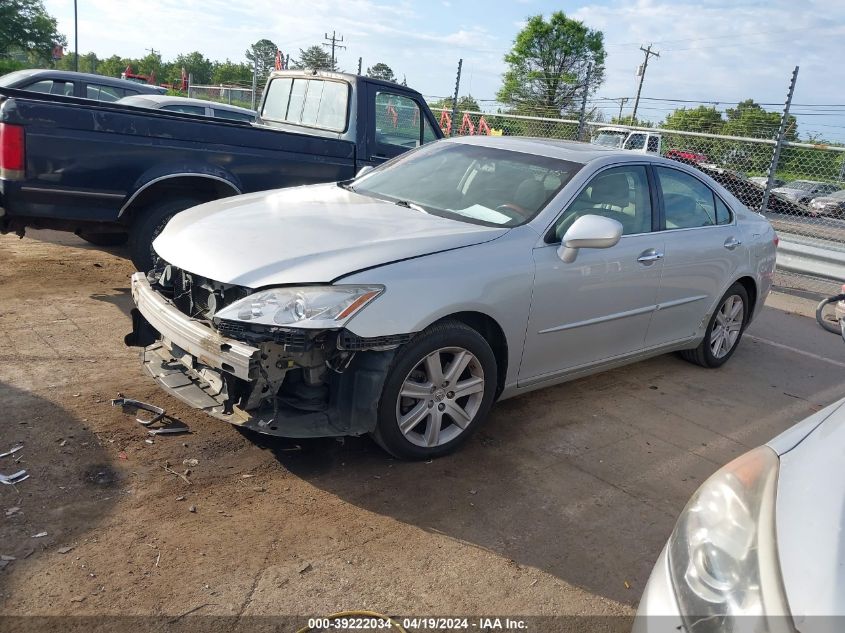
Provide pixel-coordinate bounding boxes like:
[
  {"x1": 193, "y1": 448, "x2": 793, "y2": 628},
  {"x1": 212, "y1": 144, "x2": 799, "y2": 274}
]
[
  {"x1": 0, "y1": 123, "x2": 25, "y2": 180},
  {"x1": 773, "y1": 233, "x2": 779, "y2": 248}
]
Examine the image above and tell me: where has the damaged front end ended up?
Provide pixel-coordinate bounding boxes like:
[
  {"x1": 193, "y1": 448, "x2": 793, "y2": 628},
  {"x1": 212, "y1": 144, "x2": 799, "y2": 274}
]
[{"x1": 126, "y1": 264, "x2": 410, "y2": 438}]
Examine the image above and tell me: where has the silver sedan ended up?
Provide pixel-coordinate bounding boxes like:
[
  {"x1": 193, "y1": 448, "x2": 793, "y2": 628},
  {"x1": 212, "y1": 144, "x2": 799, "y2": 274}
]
[{"x1": 126, "y1": 136, "x2": 777, "y2": 459}]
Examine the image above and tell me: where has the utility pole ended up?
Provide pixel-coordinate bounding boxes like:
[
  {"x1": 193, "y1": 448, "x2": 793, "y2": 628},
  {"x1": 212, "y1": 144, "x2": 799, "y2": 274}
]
[
  {"x1": 145, "y1": 47, "x2": 159, "y2": 58},
  {"x1": 614, "y1": 97, "x2": 629, "y2": 122},
  {"x1": 450, "y1": 59, "x2": 463, "y2": 138},
  {"x1": 631, "y1": 44, "x2": 659, "y2": 124},
  {"x1": 577, "y1": 63, "x2": 592, "y2": 141},
  {"x1": 322, "y1": 31, "x2": 346, "y2": 70},
  {"x1": 250, "y1": 57, "x2": 258, "y2": 110},
  {"x1": 73, "y1": 0, "x2": 78, "y2": 72},
  {"x1": 357, "y1": 57, "x2": 362, "y2": 75}
]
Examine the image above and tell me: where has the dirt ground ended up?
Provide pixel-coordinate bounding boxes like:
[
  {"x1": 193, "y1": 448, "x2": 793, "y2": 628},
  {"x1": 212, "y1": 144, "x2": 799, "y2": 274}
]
[{"x1": 1, "y1": 230, "x2": 844, "y2": 630}]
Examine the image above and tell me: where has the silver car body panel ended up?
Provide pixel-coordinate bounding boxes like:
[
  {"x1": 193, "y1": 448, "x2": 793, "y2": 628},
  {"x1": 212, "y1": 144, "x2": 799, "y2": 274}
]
[
  {"x1": 768, "y1": 396, "x2": 845, "y2": 627},
  {"x1": 152, "y1": 183, "x2": 509, "y2": 288}
]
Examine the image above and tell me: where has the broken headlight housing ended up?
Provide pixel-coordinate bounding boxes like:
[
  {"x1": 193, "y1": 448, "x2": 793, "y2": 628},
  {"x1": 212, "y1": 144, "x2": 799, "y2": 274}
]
[
  {"x1": 667, "y1": 446, "x2": 793, "y2": 632},
  {"x1": 213, "y1": 285, "x2": 383, "y2": 329}
]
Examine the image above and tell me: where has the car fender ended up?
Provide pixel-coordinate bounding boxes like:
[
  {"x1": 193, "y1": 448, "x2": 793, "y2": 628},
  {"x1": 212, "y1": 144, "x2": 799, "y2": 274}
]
[
  {"x1": 118, "y1": 163, "x2": 243, "y2": 218},
  {"x1": 338, "y1": 227, "x2": 537, "y2": 390}
]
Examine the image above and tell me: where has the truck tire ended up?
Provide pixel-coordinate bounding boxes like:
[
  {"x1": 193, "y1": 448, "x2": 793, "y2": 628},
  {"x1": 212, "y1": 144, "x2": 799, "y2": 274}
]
[
  {"x1": 79, "y1": 232, "x2": 128, "y2": 247},
  {"x1": 128, "y1": 197, "x2": 204, "y2": 272}
]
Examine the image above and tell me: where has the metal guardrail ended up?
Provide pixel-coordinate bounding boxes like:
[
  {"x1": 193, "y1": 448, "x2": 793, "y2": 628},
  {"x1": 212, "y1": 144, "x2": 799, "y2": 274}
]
[{"x1": 777, "y1": 232, "x2": 845, "y2": 284}]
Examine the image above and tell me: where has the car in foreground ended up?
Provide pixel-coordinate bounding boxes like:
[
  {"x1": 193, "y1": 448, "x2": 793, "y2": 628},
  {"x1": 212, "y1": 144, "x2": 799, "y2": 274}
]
[
  {"x1": 771, "y1": 179, "x2": 842, "y2": 205},
  {"x1": 117, "y1": 95, "x2": 256, "y2": 122},
  {"x1": 0, "y1": 69, "x2": 165, "y2": 101},
  {"x1": 635, "y1": 322, "x2": 845, "y2": 632},
  {"x1": 126, "y1": 136, "x2": 777, "y2": 459},
  {"x1": 808, "y1": 189, "x2": 845, "y2": 218}
]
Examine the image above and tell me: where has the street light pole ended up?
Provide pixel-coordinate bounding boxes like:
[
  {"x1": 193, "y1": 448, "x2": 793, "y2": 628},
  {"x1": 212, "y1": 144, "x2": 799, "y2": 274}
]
[{"x1": 73, "y1": 0, "x2": 79, "y2": 72}]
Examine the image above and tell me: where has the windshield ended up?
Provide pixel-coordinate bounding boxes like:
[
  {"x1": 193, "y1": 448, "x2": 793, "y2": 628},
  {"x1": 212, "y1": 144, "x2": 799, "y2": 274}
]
[
  {"x1": 351, "y1": 142, "x2": 582, "y2": 226},
  {"x1": 826, "y1": 189, "x2": 845, "y2": 200},
  {"x1": 784, "y1": 180, "x2": 818, "y2": 191},
  {"x1": 592, "y1": 132, "x2": 626, "y2": 148}
]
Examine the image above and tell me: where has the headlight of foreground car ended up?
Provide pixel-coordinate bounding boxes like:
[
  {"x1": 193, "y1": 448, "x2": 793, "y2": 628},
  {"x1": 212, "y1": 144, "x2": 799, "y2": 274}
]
[
  {"x1": 214, "y1": 285, "x2": 383, "y2": 329},
  {"x1": 668, "y1": 446, "x2": 794, "y2": 632}
]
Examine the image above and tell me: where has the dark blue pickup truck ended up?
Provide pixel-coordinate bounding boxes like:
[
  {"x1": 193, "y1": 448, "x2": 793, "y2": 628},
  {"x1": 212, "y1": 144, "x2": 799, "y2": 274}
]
[{"x1": 0, "y1": 70, "x2": 443, "y2": 269}]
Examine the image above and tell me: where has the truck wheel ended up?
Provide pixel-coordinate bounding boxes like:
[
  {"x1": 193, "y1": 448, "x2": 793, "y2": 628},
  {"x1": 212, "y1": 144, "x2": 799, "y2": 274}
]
[
  {"x1": 371, "y1": 320, "x2": 498, "y2": 460},
  {"x1": 128, "y1": 197, "x2": 204, "y2": 271},
  {"x1": 79, "y1": 232, "x2": 128, "y2": 247}
]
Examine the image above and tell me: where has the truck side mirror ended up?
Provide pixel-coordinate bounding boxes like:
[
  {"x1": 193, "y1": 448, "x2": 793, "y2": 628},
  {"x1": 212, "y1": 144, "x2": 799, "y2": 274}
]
[{"x1": 357, "y1": 165, "x2": 374, "y2": 178}]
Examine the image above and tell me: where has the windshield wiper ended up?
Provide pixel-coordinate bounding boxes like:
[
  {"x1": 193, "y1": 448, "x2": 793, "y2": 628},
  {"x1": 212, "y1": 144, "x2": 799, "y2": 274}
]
[{"x1": 394, "y1": 200, "x2": 428, "y2": 213}]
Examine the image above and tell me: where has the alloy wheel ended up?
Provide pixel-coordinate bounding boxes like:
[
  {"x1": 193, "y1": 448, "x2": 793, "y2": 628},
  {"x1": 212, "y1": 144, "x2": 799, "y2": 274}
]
[
  {"x1": 395, "y1": 346, "x2": 485, "y2": 448},
  {"x1": 710, "y1": 294, "x2": 744, "y2": 359}
]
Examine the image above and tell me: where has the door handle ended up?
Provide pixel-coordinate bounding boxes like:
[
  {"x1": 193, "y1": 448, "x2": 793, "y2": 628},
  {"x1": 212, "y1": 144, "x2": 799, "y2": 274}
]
[
  {"x1": 723, "y1": 237, "x2": 742, "y2": 250},
  {"x1": 637, "y1": 249, "x2": 664, "y2": 265}
]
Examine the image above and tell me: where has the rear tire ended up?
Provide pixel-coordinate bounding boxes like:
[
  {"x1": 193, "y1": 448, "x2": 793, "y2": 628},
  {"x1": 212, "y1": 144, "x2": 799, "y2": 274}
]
[
  {"x1": 79, "y1": 232, "x2": 128, "y2": 247},
  {"x1": 681, "y1": 283, "x2": 749, "y2": 368},
  {"x1": 371, "y1": 320, "x2": 498, "y2": 460},
  {"x1": 128, "y1": 197, "x2": 204, "y2": 271}
]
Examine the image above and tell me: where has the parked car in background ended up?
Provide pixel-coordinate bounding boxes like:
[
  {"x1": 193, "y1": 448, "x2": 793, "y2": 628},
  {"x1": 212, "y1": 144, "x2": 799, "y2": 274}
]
[
  {"x1": 809, "y1": 188, "x2": 845, "y2": 218},
  {"x1": 117, "y1": 95, "x2": 256, "y2": 122},
  {"x1": 748, "y1": 175, "x2": 785, "y2": 189},
  {"x1": 664, "y1": 149, "x2": 709, "y2": 165},
  {"x1": 0, "y1": 69, "x2": 165, "y2": 102},
  {"x1": 126, "y1": 136, "x2": 777, "y2": 460},
  {"x1": 591, "y1": 127, "x2": 662, "y2": 154},
  {"x1": 771, "y1": 179, "x2": 842, "y2": 204},
  {"x1": 635, "y1": 381, "x2": 845, "y2": 632}
]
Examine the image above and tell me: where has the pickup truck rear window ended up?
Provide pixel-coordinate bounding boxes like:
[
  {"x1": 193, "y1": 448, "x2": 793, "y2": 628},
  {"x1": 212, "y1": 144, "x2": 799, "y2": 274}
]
[{"x1": 261, "y1": 77, "x2": 348, "y2": 132}]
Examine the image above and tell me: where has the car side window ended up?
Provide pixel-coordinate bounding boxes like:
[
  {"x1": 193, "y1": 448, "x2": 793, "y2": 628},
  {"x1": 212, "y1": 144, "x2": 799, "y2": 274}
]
[
  {"x1": 714, "y1": 196, "x2": 733, "y2": 225},
  {"x1": 550, "y1": 165, "x2": 653, "y2": 241},
  {"x1": 423, "y1": 115, "x2": 439, "y2": 144},
  {"x1": 161, "y1": 104, "x2": 206, "y2": 115},
  {"x1": 375, "y1": 91, "x2": 422, "y2": 149},
  {"x1": 624, "y1": 134, "x2": 646, "y2": 151},
  {"x1": 26, "y1": 79, "x2": 74, "y2": 96},
  {"x1": 86, "y1": 84, "x2": 125, "y2": 102},
  {"x1": 647, "y1": 135, "x2": 660, "y2": 153},
  {"x1": 655, "y1": 167, "x2": 717, "y2": 229}
]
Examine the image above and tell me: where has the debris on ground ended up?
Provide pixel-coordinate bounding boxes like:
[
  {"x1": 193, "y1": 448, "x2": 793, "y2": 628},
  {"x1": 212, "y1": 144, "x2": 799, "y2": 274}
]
[
  {"x1": 188, "y1": 505, "x2": 197, "y2": 513},
  {"x1": 162, "y1": 463, "x2": 192, "y2": 485},
  {"x1": 31, "y1": 532, "x2": 48, "y2": 538},
  {"x1": 5, "y1": 506, "x2": 21, "y2": 517},
  {"x1": 298, "y1": 562, "x2": 313, "y2": 574},
  {"x1": 57, "y1": 546, "x2": 75, "y2": 554},
  {"x1": 175, "y1": 496, "x2": 186, "y2": 501},
  {"x1": 0, "y1": 445, "x2": 23, "y2": 459},
  {"x1": 111, "y1": 397, "x2": 189, "y2": 435},
  {"x1": 182, "y1": 458, "x2": 199, "y2": 467},
  {"x1": 0, "y1": 469, "x2": 29, "y2": 485}
]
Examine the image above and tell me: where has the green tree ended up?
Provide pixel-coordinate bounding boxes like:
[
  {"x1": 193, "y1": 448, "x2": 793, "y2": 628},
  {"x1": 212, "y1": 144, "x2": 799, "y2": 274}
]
[
  {"x1": 429, "y1": 95, "x2": 481, "y2": 112},
  {"x1": 497, "y1": 11, "x2": 605, "y2": 115},
  {"x1": 212, "y1": 59, "x2": 253, "y2": 85},
  {"x1": 98, "y1": 55, "x2": 131, "y2": 79},
  {"x1": 55, "y1": 51, "x2": 99, "y2": 73},
  {"x1": 292, "y1": 45, "x2": 335, "y2": 71},
  {"x1": 722, "y1": 99, "x2": 797, "y2": 141},
  {"x1": 0, "y1": 0, "x2": 65, "y2": 62},
  {"x1": 245, "y1": 39, "x2": 278, "y2": 80},
  {"x1": 174, "y1": 51, "x2": 213, "y2": 85},
  {"x1": 366, "y1": 62, "x2": 395, "y2": 82},
  {"x1": 662, "y1": 106, "x2": 724, "y2": 134}
]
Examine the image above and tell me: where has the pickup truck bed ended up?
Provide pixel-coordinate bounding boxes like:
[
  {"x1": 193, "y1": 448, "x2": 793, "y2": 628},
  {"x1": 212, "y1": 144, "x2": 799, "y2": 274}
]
[{"x1": 0, "y1": 70, "x2": 442, "y2": 269}]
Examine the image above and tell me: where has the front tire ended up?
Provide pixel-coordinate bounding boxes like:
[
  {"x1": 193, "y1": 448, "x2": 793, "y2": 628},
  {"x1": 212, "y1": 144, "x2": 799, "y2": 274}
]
[
  {"x1": 128, "y1": 196, "x2": 204, "y2": 271},
  {"x1": 372, "y1": 320, "x2": 498, "y2": 460},
  {"x1": 681, "y1": 283, "x2": 749, "y2": 368}
]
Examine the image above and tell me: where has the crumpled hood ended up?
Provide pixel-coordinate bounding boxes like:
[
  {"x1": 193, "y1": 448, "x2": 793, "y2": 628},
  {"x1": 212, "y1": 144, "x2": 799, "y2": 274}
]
[
  {"x1": 768, "y1": 397, "x2": 845, "y2": 629},
  {"x1": 771, "y1": 187, "x2": 806, "y2": 201},
  {"x1": 153, "y1": 183, "x2": 508, "y2": 287}
]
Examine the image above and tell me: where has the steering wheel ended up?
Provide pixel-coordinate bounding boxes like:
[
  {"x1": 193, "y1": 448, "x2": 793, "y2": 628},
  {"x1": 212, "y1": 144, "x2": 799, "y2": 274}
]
[{"x1": 495, "y1": 203, "x2": 528, "y2": 219}]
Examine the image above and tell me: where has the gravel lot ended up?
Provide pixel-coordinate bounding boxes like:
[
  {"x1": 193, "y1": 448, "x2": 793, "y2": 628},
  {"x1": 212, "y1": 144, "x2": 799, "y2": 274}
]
[{"x1": 1, "y1": 230, "x2": 843, "y2": 629}]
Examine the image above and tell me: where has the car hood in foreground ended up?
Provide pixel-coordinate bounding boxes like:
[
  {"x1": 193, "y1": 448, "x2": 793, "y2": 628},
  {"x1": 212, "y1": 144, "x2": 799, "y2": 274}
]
[
  {"x1": 153, "y1": 184, "x2": 509, "y2": 288},
  {"x1": 768, "y1": 397, "x2": 845, "y2": 628}
]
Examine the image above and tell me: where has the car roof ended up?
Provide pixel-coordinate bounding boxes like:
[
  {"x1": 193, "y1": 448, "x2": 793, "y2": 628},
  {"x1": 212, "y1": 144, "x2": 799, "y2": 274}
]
[
  {"x1": 446, "y1": 135, "x2": 655, "y2": 164},
  {"x1": 0, "y1": 69, "x2": 164, "y2": 94},
  {"x1": 116, "y1": 94, "x2": 255, "y2": 114},
  {"x1": 265, "y1": 69, "x2": 425, "y2": 97}
]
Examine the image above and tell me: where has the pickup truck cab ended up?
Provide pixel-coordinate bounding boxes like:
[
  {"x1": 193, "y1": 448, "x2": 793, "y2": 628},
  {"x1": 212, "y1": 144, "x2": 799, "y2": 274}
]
[
  {"x1": 0, "y1": 70, "x2": 443, "y2": 269},
  {"x1": 591, "y1": 126, "x2": 662, "y2": 155}
]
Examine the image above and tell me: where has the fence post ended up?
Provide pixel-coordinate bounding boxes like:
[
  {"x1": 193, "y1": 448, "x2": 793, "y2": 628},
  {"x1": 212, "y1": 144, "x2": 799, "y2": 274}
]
[
  {"x1": 761, "y1": 65, "x2": 799, "y2": 214},
  {"x1": 450, "y1": 59, "x2": 463, "y2": 138},
  {"x1": 250, "y1": 58, "x2": 258, "y2": 110},
  {"x1": 577, "y1": 63, "x2": 592, "y2": 141}
]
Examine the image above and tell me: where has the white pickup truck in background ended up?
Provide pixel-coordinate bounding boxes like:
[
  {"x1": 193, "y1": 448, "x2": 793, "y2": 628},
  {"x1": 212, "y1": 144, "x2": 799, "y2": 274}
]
[{"x1": 591, "y1": 126, "x2": 663, "y2": 154}]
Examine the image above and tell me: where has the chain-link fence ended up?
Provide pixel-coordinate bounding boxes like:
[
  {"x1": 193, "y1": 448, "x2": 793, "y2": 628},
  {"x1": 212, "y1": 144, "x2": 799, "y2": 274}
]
[
  {"x1": 187, "y1": 83, "x2": 262, "y2": 111},
  {"x1": 427, "y1": 100, "x2": 845, "y2": 296}
]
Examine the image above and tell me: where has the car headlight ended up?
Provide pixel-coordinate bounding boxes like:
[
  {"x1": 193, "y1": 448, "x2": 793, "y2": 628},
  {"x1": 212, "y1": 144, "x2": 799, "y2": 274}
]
[
  {"x1": 667, "y1": 446, "x2": 793, "y2": 632},
  {"x1": 213, "y1": 285, "x2": 383, "y2": 328}
]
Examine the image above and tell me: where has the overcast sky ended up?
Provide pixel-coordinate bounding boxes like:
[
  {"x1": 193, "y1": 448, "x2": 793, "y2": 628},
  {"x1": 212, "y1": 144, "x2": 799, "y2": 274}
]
[{"x1": 43, "y1": 0, "x2": 845, "y2": 140}]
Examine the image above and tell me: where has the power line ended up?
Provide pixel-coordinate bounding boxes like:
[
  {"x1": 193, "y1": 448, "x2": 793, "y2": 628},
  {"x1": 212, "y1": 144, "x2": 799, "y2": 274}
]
[
  {"x1": 322, "y1": 31, "x2": 346, "y2": 69},
  {"x1": 631, "y1": 44, "x2": 660, "y2": 123}
]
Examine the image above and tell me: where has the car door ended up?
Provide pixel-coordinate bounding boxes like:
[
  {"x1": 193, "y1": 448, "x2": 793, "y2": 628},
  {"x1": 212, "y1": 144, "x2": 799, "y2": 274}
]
[
  {"x1": 365, "y1": 86, "x2": 439, "y2": 166},
  {"x1": 519, "y1": 164, "x2": 665, "y2": 386},
  {"x1": 644, "y1": 165, "x2": 746, "y2": 347}
]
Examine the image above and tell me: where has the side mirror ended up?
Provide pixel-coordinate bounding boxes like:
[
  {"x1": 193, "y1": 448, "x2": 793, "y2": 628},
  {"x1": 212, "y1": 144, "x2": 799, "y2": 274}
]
[
  {"x1": 357, "y1": 165, "x2": 374, "y2": 178},
  {"x1": 557, "y1": 214, "x2": 623, "y2": 263}
]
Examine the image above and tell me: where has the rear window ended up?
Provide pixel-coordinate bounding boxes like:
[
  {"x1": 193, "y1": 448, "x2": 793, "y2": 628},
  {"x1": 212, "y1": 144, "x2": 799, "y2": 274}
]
[
  {"x1": 261, "y1": 77, "x2": 348, "y2": 131},
  {"x1": 23, "y1": 79, "x2": 74, "y2": 96},
  {"x1": 212, "y1": 109, "x2": 255, "y2": 122},
  {"x1": 86, "y1": 84, "x2": 126, "y2": 102},
  {"x1": 161, "y1": 104, "x2": 206, "y2": 115}
]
